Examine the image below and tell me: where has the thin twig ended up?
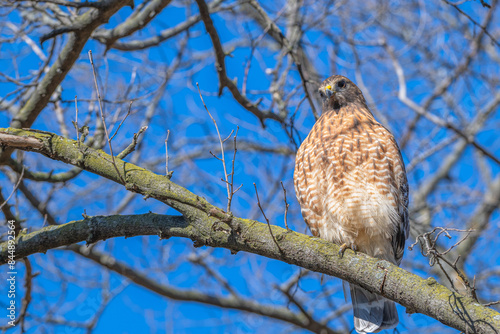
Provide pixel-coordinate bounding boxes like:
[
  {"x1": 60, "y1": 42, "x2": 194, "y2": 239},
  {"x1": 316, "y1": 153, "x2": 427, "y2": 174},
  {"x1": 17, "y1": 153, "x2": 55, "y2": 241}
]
[
  {"x1": 88, "y1": 50, "x2": 125, "y2": 184},
  {"x1": 227, "y1": 126, "x2": 240, "y2": 212},
  {"x1": 443, "y1": 0, "x2": 499, "y2": 47},
  {"x1": 280, "y1": 181, "x2": 290, "y2": 230},
  {"x1": 0, "y1": 165, "x2": 24, "y2": 211},
  {"x1": 188, "y1": 252, "x2": 238, "y2": 297},
  {"x1": 294, "y1": 60, "x2": 318, "y2": 120},
  {"x1": 110, "y1": 101, "x2": 133, "y2": 140},
  {"x1": 74, "y1": 95, "x2": 79, "y2": 148},
  {"x1": 254, "y1": 183, "x2": 283, "y2": 253},
  {"x1": 197, "y1": 82, "x2": 233, "y2": 212},
  {"x1": 165, "y1": 130, "x2": 173, "y2": 178},
  {"x1": 116, "y1": 126, "x2": 148, "y2": 160},
  {"x1": 409, "y1": 227, "x2": 478, "y2": 300}
]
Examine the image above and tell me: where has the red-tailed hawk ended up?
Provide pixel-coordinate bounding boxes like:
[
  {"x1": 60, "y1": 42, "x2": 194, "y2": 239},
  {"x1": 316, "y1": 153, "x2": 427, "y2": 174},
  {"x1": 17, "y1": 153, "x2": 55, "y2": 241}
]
[{"x1": 294, "y1": 75, "x2": 409, "y2": 333}]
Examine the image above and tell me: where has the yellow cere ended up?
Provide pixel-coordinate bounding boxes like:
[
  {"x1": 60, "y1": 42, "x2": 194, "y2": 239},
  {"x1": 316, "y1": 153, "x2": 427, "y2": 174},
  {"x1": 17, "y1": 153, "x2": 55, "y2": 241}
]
[{"x1": 326, "y1": 85, "x2": 332, "y2": 90}]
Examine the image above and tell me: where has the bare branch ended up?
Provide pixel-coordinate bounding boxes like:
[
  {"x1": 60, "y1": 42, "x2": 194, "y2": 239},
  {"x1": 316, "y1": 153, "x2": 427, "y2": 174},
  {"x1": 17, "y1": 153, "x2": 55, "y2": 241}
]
[
  {"x1": 88, "y1": 50, "x2": 124, "y2": 184},
  {"x1": 0, "y1": 0, "x2": 130, "y2": 163},
  {"x1": 116, "y1": 126, "x2": 148, "y2": 160},
  {"x1": 197, "y1": 82, "x2": 234, "y2": 212},
  {"x1": 194, "y1": 0, "x2": 284, "y2": 125},
  {"x1": 280, "y1": 181, "x2": 290, "y2": 231}
]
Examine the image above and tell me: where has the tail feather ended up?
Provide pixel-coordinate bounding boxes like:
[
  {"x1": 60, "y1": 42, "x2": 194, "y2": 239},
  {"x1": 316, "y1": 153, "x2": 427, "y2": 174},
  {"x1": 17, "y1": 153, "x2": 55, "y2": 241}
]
[{"x1": 350, "y1": 284, "x2": 398, "y2": 333}]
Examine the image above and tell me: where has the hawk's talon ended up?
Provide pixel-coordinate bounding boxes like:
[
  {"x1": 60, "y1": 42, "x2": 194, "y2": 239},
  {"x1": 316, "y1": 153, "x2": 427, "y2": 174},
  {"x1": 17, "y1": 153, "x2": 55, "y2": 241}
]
[
  {"x1": 339, "y1": 243, "x2": 358, "y2": 257},
  {"x1": 339, "y1": 243, "x2": 348, "y2": 258}
]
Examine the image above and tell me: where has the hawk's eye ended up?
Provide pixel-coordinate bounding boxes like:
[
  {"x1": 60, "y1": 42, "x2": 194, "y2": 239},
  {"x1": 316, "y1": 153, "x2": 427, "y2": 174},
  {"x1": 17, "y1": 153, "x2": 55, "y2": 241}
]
[{"x1": 337, "y1": 80, "x2": 346, "y2": 89}]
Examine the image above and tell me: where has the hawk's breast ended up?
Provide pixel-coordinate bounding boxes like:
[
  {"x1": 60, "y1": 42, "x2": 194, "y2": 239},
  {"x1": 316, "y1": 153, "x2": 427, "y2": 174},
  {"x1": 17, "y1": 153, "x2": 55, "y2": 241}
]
[{"x1": 294, "y1": 107, "x2": 406, "y2": 261}]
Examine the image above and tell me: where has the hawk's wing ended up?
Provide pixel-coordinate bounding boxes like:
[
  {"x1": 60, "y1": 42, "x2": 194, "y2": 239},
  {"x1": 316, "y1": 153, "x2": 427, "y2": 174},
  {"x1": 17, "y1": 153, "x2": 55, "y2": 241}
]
[{"x1": 391, "y1": 137, "x2": 409, "y2": 266}]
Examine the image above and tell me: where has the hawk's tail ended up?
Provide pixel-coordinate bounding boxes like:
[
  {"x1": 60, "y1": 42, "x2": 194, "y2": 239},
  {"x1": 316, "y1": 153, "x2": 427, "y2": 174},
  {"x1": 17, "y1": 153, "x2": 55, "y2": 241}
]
[{"x1": 350, "y1": 284, "x2": 398, "y2": 333}]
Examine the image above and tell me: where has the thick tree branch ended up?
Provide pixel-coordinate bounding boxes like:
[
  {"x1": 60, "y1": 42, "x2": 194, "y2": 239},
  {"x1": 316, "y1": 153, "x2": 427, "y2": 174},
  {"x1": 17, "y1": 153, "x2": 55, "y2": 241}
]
[
  {"x1": 93, "y1": 0, "x2": 172, "y2": 50},
  {"x1": 0, "y1": 127, "x2": 499, "y2": 333}
]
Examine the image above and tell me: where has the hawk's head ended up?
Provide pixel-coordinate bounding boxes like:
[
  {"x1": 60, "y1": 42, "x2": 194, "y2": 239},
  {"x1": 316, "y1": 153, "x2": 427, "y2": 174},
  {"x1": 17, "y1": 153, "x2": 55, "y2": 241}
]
[{"x1": 318, "y1": 75, "x2": 367, "y2": 111}]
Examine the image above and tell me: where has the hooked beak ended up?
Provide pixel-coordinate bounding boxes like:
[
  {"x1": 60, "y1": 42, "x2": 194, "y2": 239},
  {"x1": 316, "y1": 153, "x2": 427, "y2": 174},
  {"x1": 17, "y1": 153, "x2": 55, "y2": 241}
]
[{"x1": 324, "y1": 84, "x2": 334, "y2": 98}]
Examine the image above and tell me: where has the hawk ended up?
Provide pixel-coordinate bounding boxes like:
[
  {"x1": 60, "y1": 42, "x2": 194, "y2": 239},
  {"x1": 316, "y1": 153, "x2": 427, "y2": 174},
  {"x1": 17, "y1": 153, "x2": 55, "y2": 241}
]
[{"x1": 294, "y1": 75, "x2": 409, "y2": 333}]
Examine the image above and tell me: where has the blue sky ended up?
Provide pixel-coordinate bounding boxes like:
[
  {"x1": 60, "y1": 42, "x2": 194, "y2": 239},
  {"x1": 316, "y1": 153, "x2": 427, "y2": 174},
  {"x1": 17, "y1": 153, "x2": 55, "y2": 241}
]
[{"x1": 1, "y1": 1, "x2": 499, "y2": 333}]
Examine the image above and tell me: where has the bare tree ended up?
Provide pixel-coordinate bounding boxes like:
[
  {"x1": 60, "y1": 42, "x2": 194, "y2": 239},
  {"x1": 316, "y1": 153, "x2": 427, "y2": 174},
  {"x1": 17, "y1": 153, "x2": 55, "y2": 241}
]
[{"x1": 0, "y1": 0, "x2": 500, "y2": 333}]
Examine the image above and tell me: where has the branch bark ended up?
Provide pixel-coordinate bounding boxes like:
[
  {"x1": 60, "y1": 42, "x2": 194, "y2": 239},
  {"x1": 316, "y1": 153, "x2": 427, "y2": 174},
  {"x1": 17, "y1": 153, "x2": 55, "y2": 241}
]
[
  {"x1": 0, "y1": 127, "x2": 499, "y2": 333},
  {"x1": 93, "y1": 0, "x2": 173, "y2": 50}
]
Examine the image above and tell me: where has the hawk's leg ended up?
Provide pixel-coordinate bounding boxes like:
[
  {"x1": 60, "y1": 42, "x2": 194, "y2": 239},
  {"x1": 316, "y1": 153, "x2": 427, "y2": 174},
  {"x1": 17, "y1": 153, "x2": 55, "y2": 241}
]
[{"x1": 338, "y1": 243, "x2": 358, "y2": 258}]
